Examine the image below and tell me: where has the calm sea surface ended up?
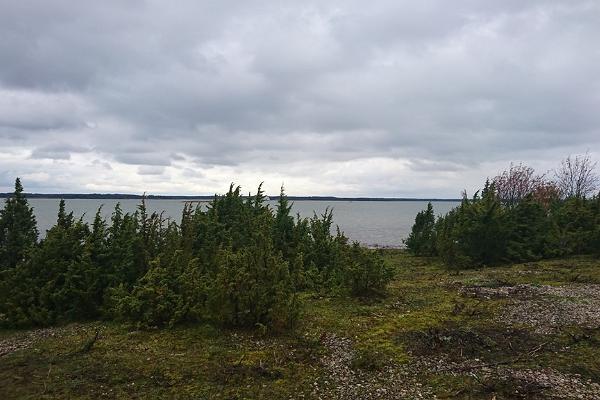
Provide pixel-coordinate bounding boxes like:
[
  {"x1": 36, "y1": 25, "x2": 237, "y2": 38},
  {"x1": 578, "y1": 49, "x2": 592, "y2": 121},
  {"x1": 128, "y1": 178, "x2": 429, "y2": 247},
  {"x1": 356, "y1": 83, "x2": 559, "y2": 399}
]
[{"x1": 27, "y1": 199, "x2": 460, "y2": 247}]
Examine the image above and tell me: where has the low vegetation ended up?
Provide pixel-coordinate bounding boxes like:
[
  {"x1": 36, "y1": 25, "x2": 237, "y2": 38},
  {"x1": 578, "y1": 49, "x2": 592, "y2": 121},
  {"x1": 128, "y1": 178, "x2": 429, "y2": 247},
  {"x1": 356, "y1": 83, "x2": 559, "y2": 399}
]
[
  {"x1": 0, "y1": 181, "x2": 392, "y2": 331},
  {"x1": 2, "y1": 252, "x2": 600, "y2": 399},
  {"x1": 405, "y1": 155, "x2": 600, "y2": 267}
]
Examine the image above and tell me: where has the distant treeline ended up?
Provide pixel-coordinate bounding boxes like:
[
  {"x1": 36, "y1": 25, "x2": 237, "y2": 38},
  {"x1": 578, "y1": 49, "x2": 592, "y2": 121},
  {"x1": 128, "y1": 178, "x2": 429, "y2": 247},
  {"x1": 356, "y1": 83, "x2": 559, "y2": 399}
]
[
  {"x1": 405, "y1": 154, "x2": 600, "y2": 267},
  {"x1": 0, "y1": 193, "x2": 215, "y2": 200},
  {"x1": 0, "y1": 193, "x2": 460, "y2": 202},
  {"x1": 0, "y1": 179, "x2": 392, "y2": 330}
]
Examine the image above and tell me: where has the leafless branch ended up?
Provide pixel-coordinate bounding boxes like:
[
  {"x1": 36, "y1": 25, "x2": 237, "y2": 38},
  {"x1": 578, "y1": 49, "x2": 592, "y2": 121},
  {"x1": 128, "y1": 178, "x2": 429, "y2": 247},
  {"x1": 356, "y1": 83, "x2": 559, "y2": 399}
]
[{"x1": 554, "y1": 153, "x2": 599, "y2": 198}]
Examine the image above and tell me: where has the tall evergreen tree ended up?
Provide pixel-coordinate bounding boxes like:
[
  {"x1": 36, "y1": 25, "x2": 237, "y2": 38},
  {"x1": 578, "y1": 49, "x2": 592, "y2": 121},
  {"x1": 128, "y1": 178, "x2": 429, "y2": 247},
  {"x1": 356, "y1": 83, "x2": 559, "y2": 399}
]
[
  {"x1": 273, "y1": 185, "x2": 295, "y2": 259},
  {"x1": 0, "y1": 178, "x2": 38, "y2": 270},
  {"x1": 106, "y1": 203, "x2": 144, "y2": 287},
  {"x1": 33, "y1": 201, "x2": 92, "y2": 322},
  {"x1": 460, "y1": 181, "x2": 508, "y2": 265},
  {"x1": 404, "y1": 202, "x2": 436, "y2": 256}
]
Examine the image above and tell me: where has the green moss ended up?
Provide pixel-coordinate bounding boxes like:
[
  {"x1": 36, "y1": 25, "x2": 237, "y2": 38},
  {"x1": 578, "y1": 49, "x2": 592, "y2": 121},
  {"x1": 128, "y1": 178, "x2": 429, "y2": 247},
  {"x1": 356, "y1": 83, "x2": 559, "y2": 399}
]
[{"x1": 2, "y1": 250, "x2": 600, "y2": 399}]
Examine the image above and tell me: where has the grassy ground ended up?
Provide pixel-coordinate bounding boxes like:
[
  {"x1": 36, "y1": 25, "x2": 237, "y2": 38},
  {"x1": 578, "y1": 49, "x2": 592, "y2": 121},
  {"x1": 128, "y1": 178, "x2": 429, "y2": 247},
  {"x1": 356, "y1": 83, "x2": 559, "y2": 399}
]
[{"x1": 2, "y1": 251, "x2": 600, "y2": 399}]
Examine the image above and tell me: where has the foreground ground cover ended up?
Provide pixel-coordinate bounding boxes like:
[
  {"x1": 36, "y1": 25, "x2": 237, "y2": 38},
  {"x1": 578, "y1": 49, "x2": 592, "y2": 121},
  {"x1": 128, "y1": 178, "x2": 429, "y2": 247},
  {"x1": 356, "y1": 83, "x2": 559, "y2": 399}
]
[{"x1": 2, "y1": 250, "x2": 600, "y2": 399}]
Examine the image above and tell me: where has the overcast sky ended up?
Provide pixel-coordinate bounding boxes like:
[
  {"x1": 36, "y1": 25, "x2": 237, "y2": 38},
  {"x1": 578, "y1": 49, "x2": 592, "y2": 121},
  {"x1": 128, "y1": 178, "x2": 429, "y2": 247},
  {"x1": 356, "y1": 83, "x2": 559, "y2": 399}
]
[{"x1": 0, "y1": 1, "x2": 598, "y2": 197}]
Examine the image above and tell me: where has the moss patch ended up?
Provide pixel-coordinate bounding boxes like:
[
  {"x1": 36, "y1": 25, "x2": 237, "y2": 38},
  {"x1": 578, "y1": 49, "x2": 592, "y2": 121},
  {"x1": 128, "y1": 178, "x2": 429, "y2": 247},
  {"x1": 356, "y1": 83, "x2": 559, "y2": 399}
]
[{"x1": 2, "y1": 251, "x2": 600, "y2": 399}]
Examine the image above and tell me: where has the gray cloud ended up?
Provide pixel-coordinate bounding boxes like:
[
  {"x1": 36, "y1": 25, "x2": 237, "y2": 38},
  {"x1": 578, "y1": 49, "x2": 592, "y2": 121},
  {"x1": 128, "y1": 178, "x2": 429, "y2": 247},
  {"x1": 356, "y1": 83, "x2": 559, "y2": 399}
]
[
  {"x1": 0, "y1": 0, "x2": 599, "y2": 196},
  {"x1": 30, "y1": 143, "x2": 91, "y2": 160},
  {"x1": 137, "y1": 165, "x2": 165, "y2": 176}
]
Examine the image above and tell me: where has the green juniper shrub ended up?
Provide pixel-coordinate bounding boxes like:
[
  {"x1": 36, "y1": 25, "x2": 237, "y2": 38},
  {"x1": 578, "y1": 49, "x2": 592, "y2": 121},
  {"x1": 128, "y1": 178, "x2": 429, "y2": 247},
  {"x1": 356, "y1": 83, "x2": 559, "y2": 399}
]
[
  {"x1": 105, "y1": 204, "x2": 145, "y2": 288},
  {"x1": 430, "y1": 183, "x2": 508, "y2": 269},
  {"x1": 177, "y1": 256, "x2": 211, "y2": 323},
  {"x1": 434, "y1": 204, "x2": 471, "y2": 269},
  {"x1": 106, "y1": 255, "x2": 185, "y2": 328},
  {"x1": 0, "y1": 264, "x2": 42, "y2": 327},
  {"x1": 592, "y1": 194, "x2": 600, "y2": 256},
  {"x1": 302, "y1": 209, "x2": 345, "y2": 292},
  {"x1": 0, "y1": 200, "x2": 92, "y2": 326},
  {"x1": 27, "y1": 201, "x2": 95, "y2": 323},
  {"x1": 546, "y1": 197, "x2": 596, "y2": 257},
  {"x1": 408, "y1": 168, "x2": 600, "y2": 269},
  {"x1": 0, "y1": 178, "x2": 38, "y2": 270},
  {"x1": 504, "y1": 195, "x2": 548, "y2": 262},
  {"x1": 404, "y1": 202, "x2": 436, "y2": 256},
  {"x1": 344, "y1": 242, "x2": 394, "y2": 297},
  {"x1": 207, "y1": 240, "x2": 298, "y2": 331},
  {"x1": 272, "y1": 186, "x2": 296, "y2": 260},
  {"x1": 0, "y1": 180, "x2": 392, "y2": 330},
  {"x1": 85, "y1": 207, "x2": 110, "y2": 306},
  {"x1": 458, "y1": 181, "x2": 508, "y2": 266}
]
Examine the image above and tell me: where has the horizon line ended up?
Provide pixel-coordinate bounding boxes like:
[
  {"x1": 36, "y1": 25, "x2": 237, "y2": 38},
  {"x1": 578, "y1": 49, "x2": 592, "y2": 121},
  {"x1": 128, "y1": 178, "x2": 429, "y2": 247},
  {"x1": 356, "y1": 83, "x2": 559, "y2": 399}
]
[{"x1": 0, "y1": 192, "x2": 462, "y2": 202}]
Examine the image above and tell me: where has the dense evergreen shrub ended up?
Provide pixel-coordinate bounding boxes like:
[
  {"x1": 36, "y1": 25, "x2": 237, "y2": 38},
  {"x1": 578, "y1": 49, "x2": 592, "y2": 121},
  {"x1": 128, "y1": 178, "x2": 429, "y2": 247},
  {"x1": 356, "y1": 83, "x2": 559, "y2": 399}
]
[
  {"x1": 404, "y1": 202, "x2": 436, "y2": 256},
  {"x1": 407, "y1": 164, "x2": 600, "y2": 268},
  {"x1": 344, "y1": 243, "x2": 393, "y2": 296},
  {"x1": 106, "y1": 257, "x2": 184, "y2": 328},
  {"x1": 592, "y1": 195, "x2": 600, "y2": 256},
  {"x1": 454, "y1": 182, "x2": 508, "y2": 266},
  {"x1": 504, "y1": 196, "x2": 548, "y2": 262},
  {"x1": 207, "y1": 242, "x2": 298, "y2": 331},
  {"x1": 546, "y1": 197, "x2": 596, "y2": 257},
  {"x1": 0, "y1": 179, "x2": 392, "y2": 330},
  {"x1": 432, "y1": 207, "x2": 466, "y2": 268},
  {"x1": 0, "y1": 178, "x2": 38, "y2": 270}
]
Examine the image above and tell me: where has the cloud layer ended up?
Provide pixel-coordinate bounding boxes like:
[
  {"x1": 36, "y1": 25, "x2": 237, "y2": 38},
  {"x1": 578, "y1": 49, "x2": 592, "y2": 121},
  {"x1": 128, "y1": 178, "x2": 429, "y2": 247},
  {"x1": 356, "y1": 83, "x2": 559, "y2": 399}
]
[{"x1": 1, "y1": 1, "x2": 599, "y2": 196}]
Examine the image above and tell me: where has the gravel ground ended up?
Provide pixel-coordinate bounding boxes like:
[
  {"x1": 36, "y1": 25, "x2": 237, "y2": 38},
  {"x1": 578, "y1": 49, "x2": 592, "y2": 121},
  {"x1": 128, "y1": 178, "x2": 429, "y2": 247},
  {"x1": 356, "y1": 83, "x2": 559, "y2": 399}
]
[
  {"x1": 312, "y1": 332, "x2": 600, "y2": 399},
  {"x1": 423, "y1": 356, "x2": 600, "y2": 399},
  {"x1": 461, "y1": 283, "x2": 600, "y2": 334},
  {"x1": 499, "y1": 284, "x2": 600, "y2": 334},
  {"x1": 503, "y1": 368, "x2": 600, "y2": 400},
  {"x1": 312, "y1": 333, "x2": 437, "y2": 399},
  {"x1": 0, "y1": 327, "x2": 66, "y2": 357},
  {"x1": 310, "y1": 283, "x2": 600, "y2": 399}
]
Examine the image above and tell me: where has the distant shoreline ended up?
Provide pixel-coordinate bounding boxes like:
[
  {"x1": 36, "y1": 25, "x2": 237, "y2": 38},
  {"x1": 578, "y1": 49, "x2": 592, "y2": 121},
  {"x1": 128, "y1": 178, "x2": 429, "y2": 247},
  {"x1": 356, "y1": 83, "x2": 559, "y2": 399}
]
[{"x1": 0, "y1": 193, "x2": 461, "y2": 202}]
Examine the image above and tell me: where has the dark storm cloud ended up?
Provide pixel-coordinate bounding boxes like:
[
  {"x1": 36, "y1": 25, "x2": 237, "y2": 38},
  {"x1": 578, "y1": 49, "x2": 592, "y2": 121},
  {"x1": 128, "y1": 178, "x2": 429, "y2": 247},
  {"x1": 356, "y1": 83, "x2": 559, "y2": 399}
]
[{"x1": 0, "y1": 0, "x2": 598, "y2": 195}]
